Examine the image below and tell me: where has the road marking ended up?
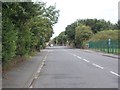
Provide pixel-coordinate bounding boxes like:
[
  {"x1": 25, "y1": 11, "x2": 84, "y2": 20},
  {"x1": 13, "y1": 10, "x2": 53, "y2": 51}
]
[
  {"x1": 34, "y1": 72, "x2": 40, "y2": 79},
  {"x1": 34, "y1": 76, "x2": 38, "y2": 79},
  {"x1": 34, "y1": 75, "x2": 38, "y2": 79},
  {"x1": 83, "y1": 59, "x2": 90, "y2": 63},
  {"x1": 77, "y1": 56, "x2": 82, "y2": 59},
  {"x1": 41, "y1": 62, "x2": 45, "y2": 66},
  {"x1": 92, "y1": 63, "x2": 104, "y2": 69},
  {"x1": 36, "y1": 61, "x2": 44, "y2": 73},
  {"x1": 110, "y1": 71, "x2": 120, "y2": 77},
  {"x1": 44, "y1": 56, "x2": 47, "y2": 60},
  {"x1": 27, "y1": 51, "x2": 49, "y2": 88},
  {"x1": 43, "y1": 59, "x2": 46, "y2": 62},
  {"x1": 29, "y1": 85, "x2": 33, "y2": 88},
  {"x1": 36, "y1": 52, "x2": 48, "y2": 74},
  {"x1": 37, "y1": 68, "x2": 41, "y2": 73}
]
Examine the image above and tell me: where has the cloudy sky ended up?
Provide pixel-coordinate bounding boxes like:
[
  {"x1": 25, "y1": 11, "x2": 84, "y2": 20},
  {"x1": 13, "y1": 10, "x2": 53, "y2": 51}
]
[{"x1": 34, "y1": 0, "x2": 119, "y2": 38}]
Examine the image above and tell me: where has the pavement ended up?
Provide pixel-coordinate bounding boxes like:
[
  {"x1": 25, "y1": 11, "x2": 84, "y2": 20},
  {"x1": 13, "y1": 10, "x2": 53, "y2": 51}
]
[
  {"x1": 2, "y1": 49, "x2": 48, "y2": 88},
  {"x1": 2, "y1": 46, "x2": 119, "y2": 88}
]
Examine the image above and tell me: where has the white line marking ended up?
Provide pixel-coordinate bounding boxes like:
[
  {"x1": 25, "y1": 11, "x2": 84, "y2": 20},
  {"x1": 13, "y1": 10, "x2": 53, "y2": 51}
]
[
  {"x1": 77, "y1": 56, "x2": 82, "y2": 59},
  {"x1": 37, "y1": 68, "x2": 41, "y2": 73},
  {"x1": 83, "y1": 59, "x2": 90, "y2": 63},
  {"x1": 37, "y1": 65, "x2": 43, "y2": 73},
  {"x1": 34, "y1": 76, "x2": 38, "y2": 79},
  {"x1": 110, "y1": 71, "x2": 120, "y2": 77},
  {"x1": 44, "y1": 56, "x2": 47, "y2": 60},
  {"x1": 29, "y1": 53, "x2": 48, "y2": 88},
  {"x1": 42, "y1": 62, "x2": 44, "y2": 65},
  {"x1": 37, "y1": 57, "x2": 46, "y2": 73},
  {"x1": 29, "y1": 85, "x2": 33, "y2": 88},
  {"x1": 92, "y1": 63, "x2": 104, "y2": 69},
  {"x1": 34, "y1": 73, "x2": 39, "y2": 79},
  {"x1": 43, "y1": 59, "x2": 46, "y2": 62}
]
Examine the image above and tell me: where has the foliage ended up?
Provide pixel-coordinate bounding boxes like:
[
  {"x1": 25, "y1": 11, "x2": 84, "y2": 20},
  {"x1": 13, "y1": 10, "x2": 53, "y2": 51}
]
[
  {"x1": 2, "y1": 2, "x2": 59, "y2": 63},
  {"x1": 77, "y1": 19, "x2": 115, "y2": 33},
  {"x1": 2, "y1": 18, "x2": 17, "y2": 62},
  {"x1": 75, "y1": 25, "x2": 93, "y2": 48},
  {"x1": 57, "y1": 31, "x2": 67, "y2": 45},
  {"x1": 65, "y1": 22, "x2": 77, "y2": 42},
  {"x1": 53, "y1": 31, "x2": 67, "y2": 45},
  {"x1": 64, "y1": 18, "x2": 117, "y2": 48},
  {"x1": 88, "y1": 30, "x2": 119, "y2": 42}
]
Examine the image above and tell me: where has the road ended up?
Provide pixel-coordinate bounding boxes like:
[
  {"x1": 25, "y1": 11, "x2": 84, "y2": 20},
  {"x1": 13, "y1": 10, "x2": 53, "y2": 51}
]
[
  {"x1": 28, "y1": 46, "x2": 118, "y2": 88},
  {"x1": 2, "y1": 46, "x2": 119, "y2": 88}
]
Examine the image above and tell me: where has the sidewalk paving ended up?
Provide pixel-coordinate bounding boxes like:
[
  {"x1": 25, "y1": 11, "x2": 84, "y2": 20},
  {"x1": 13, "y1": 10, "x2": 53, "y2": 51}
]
[{"x1": 2, "y1": 49, "x2": 48, "y2": 88}]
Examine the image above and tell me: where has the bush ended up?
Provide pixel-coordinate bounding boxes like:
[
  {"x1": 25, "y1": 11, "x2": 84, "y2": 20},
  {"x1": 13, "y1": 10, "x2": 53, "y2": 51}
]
[
  {"x1": 89, "y1": 30, "x2": 119, "y2": 41},
  {"x1": 2, "y1": 18, "x2": 17, "y2": 62},
  {"x1": 75, "y1": 25, "x2": 93, "y2": 48}
]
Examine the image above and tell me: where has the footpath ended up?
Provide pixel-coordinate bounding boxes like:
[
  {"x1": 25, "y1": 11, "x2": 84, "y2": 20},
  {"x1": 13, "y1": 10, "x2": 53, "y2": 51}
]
[{"x1": 2, "y1": 49, "x2": 48, "y2": 88}]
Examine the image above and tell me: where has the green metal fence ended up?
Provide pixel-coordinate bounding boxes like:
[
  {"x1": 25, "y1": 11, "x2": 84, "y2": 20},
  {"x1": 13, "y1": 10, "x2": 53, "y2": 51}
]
[{"x1": 88, "y1": 40, "x2": 119, "y2": 54}]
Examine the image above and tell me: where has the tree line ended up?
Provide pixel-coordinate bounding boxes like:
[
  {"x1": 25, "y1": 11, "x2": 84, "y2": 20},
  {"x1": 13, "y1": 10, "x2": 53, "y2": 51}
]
[
  {"x1": 2, "y1": 2, "x2": 59, "y2": 64},
  {"x1": 53, "y1": 19, "x2": 119, "y2": 48}
]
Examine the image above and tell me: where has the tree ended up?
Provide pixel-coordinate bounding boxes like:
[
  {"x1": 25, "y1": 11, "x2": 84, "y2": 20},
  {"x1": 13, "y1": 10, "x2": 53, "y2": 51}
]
[
  {"x1": 53, "y1": 31, "x2": 67, "y2": 46},
  {"x1": 2, "y1": 18, "x2": 17, "y2": 62},
  {"x1": 65, "y1": 22, "x2": 78, "y2": 45},
  {"x1": 2, "y1": 2, "x2": 59, "y2": 64},
  {"x1": 2, "y1": 3, "x2": 18, "y2": 62},
  {"x1": 77, "y1": 19, "x2": 114, "y2": 33},
  {"x1": 64, "y1": 19, "x2": 115, "y2": 48},
  {"x1": 57, "y1": 31, "x2": 67, "y2": 45},
  {"x1": 75, "y1": 25, "x2": 93, "y2": 48}
]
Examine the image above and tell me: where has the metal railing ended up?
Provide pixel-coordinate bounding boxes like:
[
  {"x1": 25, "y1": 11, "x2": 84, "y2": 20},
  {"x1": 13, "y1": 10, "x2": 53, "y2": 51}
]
[{"x1": 88, "y1": 40, "x2": 119, "y2": 54}]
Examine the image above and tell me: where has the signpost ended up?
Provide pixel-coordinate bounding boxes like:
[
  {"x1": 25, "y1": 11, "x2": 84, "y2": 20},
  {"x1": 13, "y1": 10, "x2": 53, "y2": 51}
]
[{"x1": 108, "y1": 39, "x2": 111, "y2": 53}]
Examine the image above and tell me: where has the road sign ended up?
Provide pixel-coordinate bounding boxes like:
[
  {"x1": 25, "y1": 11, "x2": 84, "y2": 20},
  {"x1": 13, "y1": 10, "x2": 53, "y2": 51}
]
[{"x1": 108, "y1": 39, "x2": 111, "y2": 45}]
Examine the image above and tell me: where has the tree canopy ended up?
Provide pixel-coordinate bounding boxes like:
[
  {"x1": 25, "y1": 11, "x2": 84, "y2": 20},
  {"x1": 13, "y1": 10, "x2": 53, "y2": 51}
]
[
  {"x1": 53, "y1": 31, "x2": 67, "y2": 45},
  {"x1": 2, "y1": 2, "x2": 59, "y2": 63},
  {"x1": 75, "y1": 25, "x2": 93, "y2": 48},
  {"x1": 54, "y1": 18, "x2": 119, "y2": 48}
]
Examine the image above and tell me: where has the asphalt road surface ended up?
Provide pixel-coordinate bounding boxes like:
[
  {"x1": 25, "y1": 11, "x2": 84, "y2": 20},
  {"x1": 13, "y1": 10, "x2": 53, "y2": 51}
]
[{"x1": 29, "y1": 46, "x2": 118, "y2": 88}]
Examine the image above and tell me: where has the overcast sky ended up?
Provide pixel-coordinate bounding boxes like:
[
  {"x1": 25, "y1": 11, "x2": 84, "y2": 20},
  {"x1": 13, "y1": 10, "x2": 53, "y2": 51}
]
[{"x1": 34, "y1": 0, "x2": 119, "y2": 38}]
